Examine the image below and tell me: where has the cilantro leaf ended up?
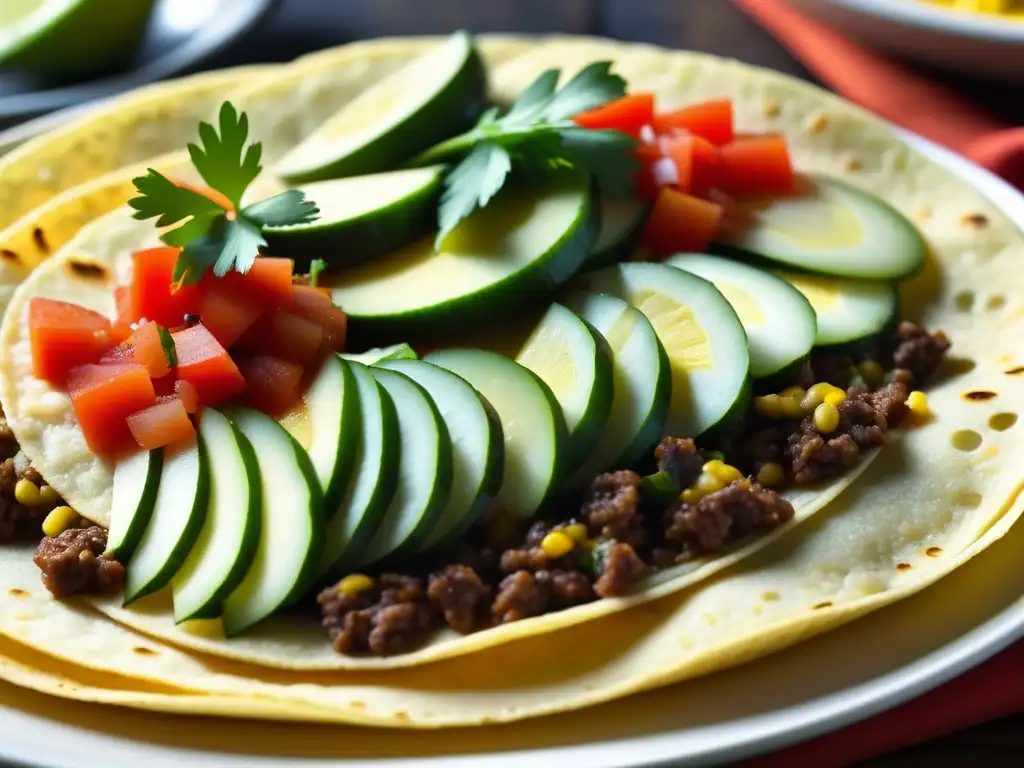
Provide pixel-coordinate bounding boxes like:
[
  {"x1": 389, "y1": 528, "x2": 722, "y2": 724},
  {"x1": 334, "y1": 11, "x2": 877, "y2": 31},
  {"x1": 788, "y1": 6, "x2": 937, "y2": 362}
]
[
  {"x1": 171, "y1": 217, "x2": 230, "y2": 285},
  {"x1": 309, "y1": 258, "x2": 327, "y2": 287},
  {"x1": 188, "y1": 102, "x2": 262, "y2": 210},
  {"x1": 241, "y1": 189, "x2": 320, "y2": 228},
  {"x1": 213, "y1": 218, "x2": 266, "y2": 277},
  {"x1": 541, "y1": 62, "x2": 627, "y2": 122},
  {"x1": 436, "y1": 143, "x2": 511, "y2": 249},
  {"x1": 502, "y1": 68, "x2": 559, "y2": 125},
  {"x1": 128, "y1": 169, "x2": 224, "y2": 228}
]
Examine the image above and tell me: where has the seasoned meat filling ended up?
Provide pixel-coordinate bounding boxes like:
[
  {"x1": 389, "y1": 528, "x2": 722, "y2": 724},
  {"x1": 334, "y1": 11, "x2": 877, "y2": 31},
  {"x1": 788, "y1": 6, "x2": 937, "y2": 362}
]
[
  {"x1": 893, "y1": 322, "x2": 951, "y2": 383},
  {"x1": 33, "y1": 526, "x2": 124, "y2": 598},
  {"x1": 427, "y1": 564, "x2": 490, "y2": 634},
  {"x1": 318, "y1": 574, "x2": 435, "y2": 656},
  {"x1": 579, "y1": 470, "x2": 647, "y2": 549},
  {"x1": 593, "y1": 542, "x2": 646, "y2": 598},
  {"x1": 655, "y1": 437, "x2": 704, "y2": 489}
]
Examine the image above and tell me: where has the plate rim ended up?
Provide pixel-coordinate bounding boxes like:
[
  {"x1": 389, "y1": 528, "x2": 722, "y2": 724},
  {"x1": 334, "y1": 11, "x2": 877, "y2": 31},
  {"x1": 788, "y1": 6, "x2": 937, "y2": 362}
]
[{"x1": 817, "y1": 0, "x2": 1024, "y2": 43}]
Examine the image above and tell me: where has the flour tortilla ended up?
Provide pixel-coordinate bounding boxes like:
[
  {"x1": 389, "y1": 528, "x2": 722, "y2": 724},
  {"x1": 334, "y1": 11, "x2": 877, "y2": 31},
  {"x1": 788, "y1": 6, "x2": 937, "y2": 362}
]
[{"x1": 0, "y1": 36, "x2": 1022, "y2": 709}]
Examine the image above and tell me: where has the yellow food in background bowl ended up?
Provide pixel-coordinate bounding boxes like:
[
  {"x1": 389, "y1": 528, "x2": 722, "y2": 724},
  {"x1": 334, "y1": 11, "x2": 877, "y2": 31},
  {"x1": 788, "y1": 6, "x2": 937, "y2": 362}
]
[{"x1": 921, "y1": 0, "x2": 1024, "y2": 17}]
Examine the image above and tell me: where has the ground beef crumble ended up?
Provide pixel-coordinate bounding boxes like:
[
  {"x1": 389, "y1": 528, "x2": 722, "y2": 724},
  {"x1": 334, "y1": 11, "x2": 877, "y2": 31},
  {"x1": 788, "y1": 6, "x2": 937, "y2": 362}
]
[
  {"x1": 32, "y1": 526, "x2": 124, "y2": 599},
  {"x1": 427, "y1": 564, "x2": 489, "y2": 634},
  {"x1": 893, "y1": 322, "x2": 951, "y2": 383},
  {"x1": 579, "y1": 470, "x2": 648, "y2": 549}
]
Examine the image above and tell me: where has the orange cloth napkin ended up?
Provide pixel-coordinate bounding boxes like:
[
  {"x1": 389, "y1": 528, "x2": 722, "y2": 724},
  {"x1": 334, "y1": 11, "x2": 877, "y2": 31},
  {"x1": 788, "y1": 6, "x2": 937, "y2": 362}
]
[
  {"x1": 730, "y1": 1, "x2": 1024, "y2": 763},
  {"x1": 733, "y1": 0, "x2": 1024, "y2": 189}
]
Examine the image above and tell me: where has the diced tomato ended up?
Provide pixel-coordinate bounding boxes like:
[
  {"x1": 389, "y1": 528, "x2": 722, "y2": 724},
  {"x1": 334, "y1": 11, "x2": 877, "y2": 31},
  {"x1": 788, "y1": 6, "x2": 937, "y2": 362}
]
[
  {"x1": 213, "y1": 257, "x2": 294, "y2": 309},
  {"x1": 237, "y1": 355, "x2": 305, "y2": 416},
  {"x1": 653, "y1": 99, "x2": 734, "y2": 145},
  {"x1": 173, "y1": 324, "x2": 246, "y2": 405},
  {"x1": 130, "y1": 322, "x2": 172, "y2": 379},
  {"x1": 574, "y1": 93, "x2": 655, "y2": 138},
  {"x1": 152, "y1": 373, "x2": 177, "y2": 399},
  {"x1": 114, "y1": 285, "x2": 132, "y2": 326},
  {"x1": 29, "y1": 298, "x2": 119, "y2": 382},
  {"x1": 291, "y1": 285, "x2": 347, "y2": 352},
  {"x1": 717, "y1": 135, "x2": 796, "y2": 196},
  {"x1": 642, "y1": 188, "x2": 724, "y2": 255},
  {"x1": 127, "y1": 399, "x2": 195, "y2": 450},
  {"x1": 67, "y1": 363, "x2": 157, "y2": 458},
  {"x1": 174, "y1": 180, "x2": 234, "y2": 213},
  {"x1": 174, "y1": 380, "x2": 200, "y2": 413},
  {"x1": 239, "y1": 309, "x2": 326, "y2": 366},
  {"x1": 631, "y1": 143, "x2": 663, "y2": 200},
  {"x1": 129, "y1": 247, "x2": 201, "y2": 327},
  {"x1": 660, "y1": 133, "x2": 721, "y2": 197},
  {"x1": 197, "y1": 280, "x2": 263, "y2": 348}
]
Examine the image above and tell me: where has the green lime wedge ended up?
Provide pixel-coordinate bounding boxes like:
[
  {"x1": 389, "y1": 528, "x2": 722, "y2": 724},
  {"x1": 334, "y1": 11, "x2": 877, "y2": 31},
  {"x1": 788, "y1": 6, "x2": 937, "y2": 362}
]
[{"x1": 0, "y1": 0, "x2": 158, "y2": 82}]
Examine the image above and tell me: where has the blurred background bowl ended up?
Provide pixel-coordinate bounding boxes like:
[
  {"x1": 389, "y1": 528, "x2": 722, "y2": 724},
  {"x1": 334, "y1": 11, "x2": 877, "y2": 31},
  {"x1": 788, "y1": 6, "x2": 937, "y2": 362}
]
[
  {"x1": 785, "y1": 0, "x2": 1024, "y2": 81},
  {"x1": 0, "y1": 0, "x2": 281, "y2": 128}
]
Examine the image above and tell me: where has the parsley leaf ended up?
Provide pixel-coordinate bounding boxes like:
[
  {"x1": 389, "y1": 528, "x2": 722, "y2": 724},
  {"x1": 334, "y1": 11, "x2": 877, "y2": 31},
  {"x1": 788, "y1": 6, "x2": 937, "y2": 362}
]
[
  {"x1": 129, "y1": 101, "x2": 320, "y2": 285},
  {"x1": 309, "y1": 258, "x2": 327, "y2": 287},
  {"x1": 418, "y1": 61, "x2": 636, "y2": 248}
]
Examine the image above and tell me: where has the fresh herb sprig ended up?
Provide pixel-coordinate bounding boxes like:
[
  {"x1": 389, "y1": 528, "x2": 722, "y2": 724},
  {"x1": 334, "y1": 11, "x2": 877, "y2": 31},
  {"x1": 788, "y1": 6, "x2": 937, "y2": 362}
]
[
  {"x1": 416, "y1": 62, "x2": 639, "y2": 248},
  {"x1": 129, "y1": 102, "x2": 320, "y2": 285}
]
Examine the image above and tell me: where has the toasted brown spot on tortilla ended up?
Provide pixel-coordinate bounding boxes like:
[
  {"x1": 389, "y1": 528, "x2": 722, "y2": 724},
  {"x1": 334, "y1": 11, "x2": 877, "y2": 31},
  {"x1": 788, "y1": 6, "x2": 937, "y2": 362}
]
[
  {"x1": 66, "y1": 259, "x2": 110, "y2": 282},
  {"x1": 763, "y1": 99, "x2": 780, "y2": 118},
  {"x1": 987, "y1": 295, "x2": 1007, "y2": 311},
  {"x1": 7, "y1": 588, "x2": 28, "y2": 598},
  {"x1": 845, "y1": 157, "x2": 862, "y2": 172},
  {"x1": 132, "y1": 646, "x2": 157, "y2": 656},
  {"x1": 896, "y1": 562, "x2": 912, "y2": 571},
  {"x1": 989, "y1": 413, "x2": 1018, "y2": 432},
  {"x1": 926, "y1": 547, "x2": 943, "y2": 557},
  {"x1": 349, "y1": 701, "x2": 366, "y2": 711},
  {"x1": 808, "y1": 114, "x2": 828, "y2": 134},
  {"x1": 394, "y1": 711, "x2": 411, "y2": 723},
  {"x1": 1006, "y1": 366, "x2": 1024, "y2": 375},
  {"x1": 761, "y1": 591, "x2": 780, "y2": 602},
  {"x1": 0, "y1": 248, "x2": 20, "y2": 265},
  {"x1": 963, "y1": 390, "x2": 997, "y2": 401},
  {"x1": 953, "y1": 291, "x2": 974, "y2": 312},
  {"x1": 951, "y1": 429, "x2": 983, "y2": 452},
  {"x1": 812, "y1": 601, "x2": 833, "y2": 610},
  {"x1": 961, "y1": 213, "x2": 988, "y2": 229},
  {"x1": 32, "y1": 227, "x2": 50, "y2": 254},
  {"x1": 916, "y1": 206, "x2": 933, "y2": 220}
]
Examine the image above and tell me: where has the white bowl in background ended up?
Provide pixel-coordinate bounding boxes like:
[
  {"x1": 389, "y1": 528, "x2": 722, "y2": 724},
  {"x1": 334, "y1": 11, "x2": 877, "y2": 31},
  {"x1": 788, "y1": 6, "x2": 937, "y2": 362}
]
[{"x1": 785, "y1": 0, "x2": 1024, "y2": 80}]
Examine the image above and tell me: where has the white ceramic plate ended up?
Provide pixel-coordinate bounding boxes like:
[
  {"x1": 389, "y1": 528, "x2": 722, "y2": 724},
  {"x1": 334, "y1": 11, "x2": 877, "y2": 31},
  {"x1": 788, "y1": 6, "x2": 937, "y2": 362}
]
[
  {"x1": 0, "y1": 130, "x2": 1021, "y2": 768},
  {"x1": 786, "y1": 0, "x2": 1024, "y2": 80}
]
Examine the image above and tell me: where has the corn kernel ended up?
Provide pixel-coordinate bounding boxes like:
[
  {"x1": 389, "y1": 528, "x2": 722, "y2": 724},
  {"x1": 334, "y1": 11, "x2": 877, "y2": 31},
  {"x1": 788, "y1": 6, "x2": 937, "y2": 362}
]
[
  {"x1": 704, "y1": 459, "x2": 743, "y2": 485},
  {"x1": 824, "y1": 389, "x2": 846, "y2": 406},
  {"x1": 780, "y1": 396, "x2": 805, "y2": 419},
  {"x1": 755, "y1": 394, "x2": 783, "y2": 419},
  {"x1": 813, "y1": 402, "x2": 841, "y2": 433},
  {"x1": 695, "y1": 471, "x2": 725, "y2": 494},
  {"x1": 702, "y1": 459, "x2": 726, "y2": 476},
  {"x1": 541, "y1": 530, "x2": 575, "y2": 558},
  {"x1": 857, "y1": 360, "x2": 885, "y2": 388},
  {"x1": 801, "y1": 382, "x2": 832, "y2": 411},
  {"x1": 38, "y1": 485, "x2": 60, "y2": 507},
  {"x1": 563, "y1": 523, "x2": 588, "y2": 543},
  {"x1": 757, "y1": 462, "x2": 785, "y2": 487},
  {"x1": 14, "y1": 479, "x2": 40, "y2": 507},
  {"x1": 41, "y1": 506, "x2": 78, "y2": 538},
  {"x1": 680, "y1": 488, "x2": 704, "y2": 505},
  {"x1": 780, "y1": 386, "x2": 806, "y2": 400},
  {"x1": 337, "y1": 574, "x2": 374, "y2": 597},
  {"x1": 906, "y1": 390, "x2": 930, "y2": 420}
]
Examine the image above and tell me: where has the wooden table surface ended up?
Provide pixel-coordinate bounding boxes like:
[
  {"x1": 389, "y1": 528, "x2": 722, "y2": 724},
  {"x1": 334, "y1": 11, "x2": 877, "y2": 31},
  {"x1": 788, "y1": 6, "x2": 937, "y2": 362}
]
[{"x1": 87, "y1": 0, "x2": 1024, "y2": 764}]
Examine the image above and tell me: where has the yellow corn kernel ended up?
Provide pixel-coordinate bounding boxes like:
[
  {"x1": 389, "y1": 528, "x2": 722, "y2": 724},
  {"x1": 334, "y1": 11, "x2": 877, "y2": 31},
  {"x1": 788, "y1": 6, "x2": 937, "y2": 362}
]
[
  {"x1": 801, "y1": 382, "x2": 832, "y2": 411},
  {"x1": 337, "y1": 574, "x2": 374, "y2": 597},
  {"x1": 824, "y1": 389, "x2": 846, "y2": 406},
  {"x1": 38, "y1": 485, "x2": 60, "y2": 507},
  {"x1": 563, "y1": 523, "x2": 588, "y2": 543},
  {"x1": 680, "y1": 488, "x2": 704, "y2": 505},
  {"x1": 906, "y1": 390, "x2": 930, "y2": 420},
  {"x1": 813, "y1": 402, "x2": 841, "y2": 434},
  {"x1": 780, "y1": 396, "x2": 806, "y2": 419},
  {"x1": 14, "y1": 479, "x2": 40, "y2": 507},
  {"x1": 757, "y1": 462, "x2": 785, "y2": 487},
  {"x1": 780, "y1": 386, "x2": 806, "y2": 400},
  {"x1": 704, "y1": 459, "x2": 743, "y2": 485},
  {"x1": 754, "y1": 394, "x2": 783, "y2": 419},
  {"x1": 541, "y1": 530, "x2": 575, "y2": 558},
  {"x1": 41, "y1": 506, "x2": 78, "y2": 538},
  {"x1": 857, "y1": 360, "x2": 885, "y2": 388},
  {"x1": 695, "y1": 471, "x2": 724, "y2": 494}
]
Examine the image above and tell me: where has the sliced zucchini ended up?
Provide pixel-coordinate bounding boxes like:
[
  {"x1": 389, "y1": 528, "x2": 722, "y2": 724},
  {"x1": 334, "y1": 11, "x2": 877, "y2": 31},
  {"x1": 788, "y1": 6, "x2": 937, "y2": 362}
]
[
  {"x1": 776, "y1": 270, "x2": 899, "y2": 350},
  {"x1": 276, "y1": 31, "x2": 486, "y2": 183},
  {"x1": 588, "y1": 197, "x2": 650, "y2": 267},
  {"x1": 171, "y1": 410, "x2": 261, "y2": 623},
  {"x1": 575, "y1": 263, "x2": 751, "y2": 438},
  {"x1": 357, "y1": 368, "x2": 452, "y2": 566},
  {"x1": 318, "y1": 362, "x2": 400, "y2": 579},
  {"x1": 426, "y1": 348, "x2": 567, "y2": 519},
  {"x1": 327, "y1": 179, "x2": 597, "y2": 345},
  {"x1": 123, "y1": 441, "x2": 209, "y2": 604},
  {"x1": 562, "y1": 291, "x2": 671, "y2": 486},
  {"x1": 340, "y1": 343, "x2": 418, "y2": 366},
  {"x1": 713, "y1": 175, "x2": 926, "y2": 280},
  {"x1": 105, "y1": 449, "x2": 162, "y2": 561},
  {"x1": 380, "y1": 359, "x2": 503, "y2": 552},
  {"x1": 668, "y1": 253, "x2": 816, "y2": 383},
  {"x1": 303, "y1": 356, "x2": 360, "y2": 515},
  {"x1": 262, "y1": 167, "x2": 445, "y2": 267},
  {"x1": 515, "y1": 302, "x2": 613, "y2": 471},
  {"x1": 221, "y1": 408, "x2": 324, "y2": 636}
]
